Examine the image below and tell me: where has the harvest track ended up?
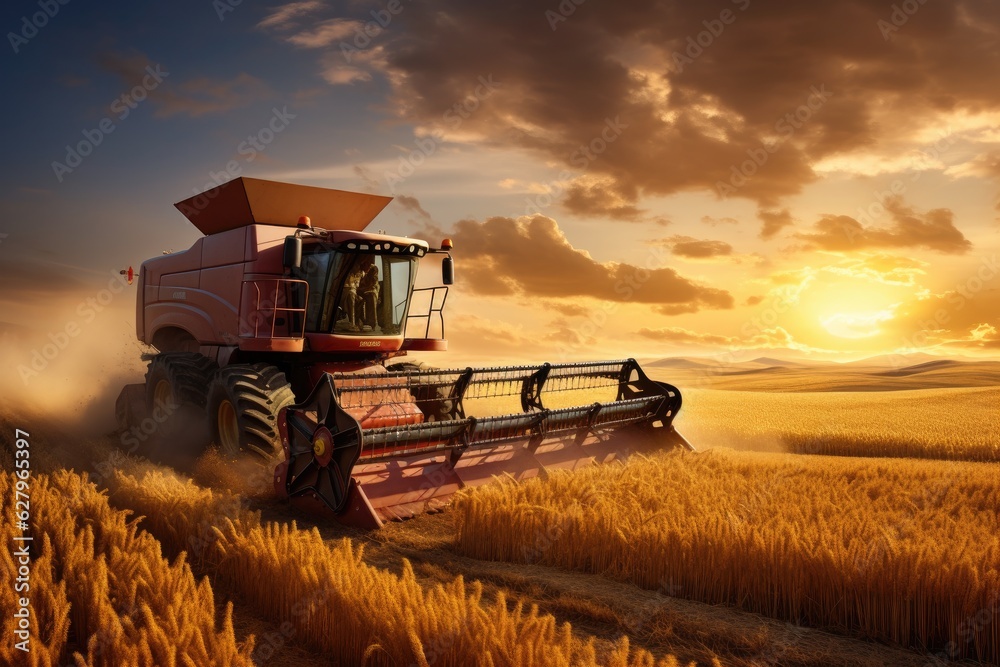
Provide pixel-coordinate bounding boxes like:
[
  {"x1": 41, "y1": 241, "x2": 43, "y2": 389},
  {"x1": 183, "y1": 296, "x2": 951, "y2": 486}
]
[{"x1": 2, "y1": 358, "x2": 996, "y2": 666}]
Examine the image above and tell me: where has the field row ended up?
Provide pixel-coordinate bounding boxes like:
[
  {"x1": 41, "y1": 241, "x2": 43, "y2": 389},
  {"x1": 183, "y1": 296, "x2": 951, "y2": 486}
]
[{"x1": 454, "y1": 449, "x2": 1000, "y2": 663}]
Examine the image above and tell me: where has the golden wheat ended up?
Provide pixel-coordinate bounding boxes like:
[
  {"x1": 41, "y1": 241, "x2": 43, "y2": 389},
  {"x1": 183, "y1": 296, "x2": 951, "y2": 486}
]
[
  {"x1": 454, "y1": 449, "x2": 1000, "y2": 663},
  {"x1": 105, "y1": 461, "x2": 710, "y2": 667},
  {"x1": 0, "y1": 473, "x2": 71, "y2": 667},
  {"x1": 675, "y1": 387, "x2": 1000, "y2": 462},
  {"x1": 1, "y1": 471, "x2": 254, "y2": 667}
]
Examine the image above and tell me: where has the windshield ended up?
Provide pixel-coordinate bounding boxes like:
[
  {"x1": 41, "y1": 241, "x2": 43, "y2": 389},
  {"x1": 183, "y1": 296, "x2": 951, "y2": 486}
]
[{"x1": 299, "y1": 249, "x2": 415, "y2": 336}]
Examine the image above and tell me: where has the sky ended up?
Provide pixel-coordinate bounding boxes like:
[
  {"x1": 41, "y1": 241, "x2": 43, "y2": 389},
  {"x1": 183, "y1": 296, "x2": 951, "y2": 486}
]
[{"x1": 2, "y1": 0, "x2": 1000, "y2": 376}]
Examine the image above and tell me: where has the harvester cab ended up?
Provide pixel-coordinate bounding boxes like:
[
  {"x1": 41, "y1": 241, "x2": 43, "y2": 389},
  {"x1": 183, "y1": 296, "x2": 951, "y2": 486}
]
[{"x1": 116, "y1": 177, "x2": 692, "y2": 529}]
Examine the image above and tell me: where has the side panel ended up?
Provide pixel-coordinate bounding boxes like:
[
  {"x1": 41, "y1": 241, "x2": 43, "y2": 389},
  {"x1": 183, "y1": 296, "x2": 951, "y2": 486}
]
[
  {"x1": 141, "y1": 238, "x2": 205, "y2": 346},
  {"x1": 202, "y1": 227, "x2": 247, "y2": 269},
  {"x1": 200, "y1": 265, "x2": 244, "y2": 341},
  {"x1": 142, "y1": 240, "x2": 204, "y2": 284},
  {"x1": 142, "y1": 229, "x2": 250, "y2": 347},
  {"x1": 159, "y1": 271, "x2": 200, "y2": 290},
  {"x1": 246, "y1": 225, "x2": 288, "y2": 275}
]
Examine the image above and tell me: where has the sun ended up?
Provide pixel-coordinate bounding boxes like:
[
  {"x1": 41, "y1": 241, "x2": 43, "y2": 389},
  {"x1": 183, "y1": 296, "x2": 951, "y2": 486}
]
[{"x1": 821, "y1": 310, "x2": 895, "y2": 339}]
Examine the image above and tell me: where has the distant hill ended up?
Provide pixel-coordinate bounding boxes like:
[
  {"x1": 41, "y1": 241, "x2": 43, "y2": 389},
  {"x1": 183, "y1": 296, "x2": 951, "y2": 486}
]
[
  {"x1": 877, "y1": 359, "x2": 1000, "y2": 377},
  {"x1": 843, "y1": 352, "x2": 947, "y2": 368},
  {"x1": 718, "y1": 366, "x2": 791, "y2": 376},
  {"x1": 747, "y1": 357, "x2": 805, "y2": 367},
  {"x1": 646, "y1": 357, "x2": 715, "y2": 370}
]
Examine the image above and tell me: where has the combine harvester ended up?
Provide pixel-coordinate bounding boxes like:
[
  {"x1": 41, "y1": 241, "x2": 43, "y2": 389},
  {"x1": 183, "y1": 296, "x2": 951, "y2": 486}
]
[{"x1": 116, "y1": 178, "x2": 692, "y2": 528}]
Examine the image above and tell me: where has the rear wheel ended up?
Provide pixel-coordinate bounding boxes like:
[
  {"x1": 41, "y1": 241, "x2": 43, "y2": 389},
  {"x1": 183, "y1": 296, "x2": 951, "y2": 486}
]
[
  {"x1": 207, "y1": 364, "x2": 296, "y2": 460},
  {"x1": 143, "y1": 353, "x2": 217, "y2": 438},
  {"x1": 145, "y1": 353, "x2": 217, "y2": 412}
]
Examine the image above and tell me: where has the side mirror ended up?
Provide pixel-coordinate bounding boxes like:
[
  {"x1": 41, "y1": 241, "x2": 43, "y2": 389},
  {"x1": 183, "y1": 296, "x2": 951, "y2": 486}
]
[
  {"x1": 442, "y1": 255, "x2": 455, "y2": 285},
  {"x1": 283, "y1": 236, "x2": 302, "y2": 271}
]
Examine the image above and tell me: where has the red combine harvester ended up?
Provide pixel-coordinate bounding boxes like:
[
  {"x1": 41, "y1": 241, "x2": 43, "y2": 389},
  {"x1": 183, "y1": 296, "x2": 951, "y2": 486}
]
[{"x1": 116, "y1": 178, "x2": 693, "y2": 528}]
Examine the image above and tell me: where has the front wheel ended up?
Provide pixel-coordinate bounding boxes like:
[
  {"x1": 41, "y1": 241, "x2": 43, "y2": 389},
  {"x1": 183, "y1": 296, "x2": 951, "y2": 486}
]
[{"x1": 207, "y1": 363, "x2": 296, "y2": 460}]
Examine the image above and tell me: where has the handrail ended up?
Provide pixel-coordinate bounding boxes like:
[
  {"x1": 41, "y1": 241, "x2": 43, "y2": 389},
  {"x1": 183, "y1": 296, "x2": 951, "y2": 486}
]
[
  {"x1": 240, "y1": 278, "x2": 309, "y2": 340},
  {"x1": 405, "y1": 285, "x2": 448, "y2": 340}
]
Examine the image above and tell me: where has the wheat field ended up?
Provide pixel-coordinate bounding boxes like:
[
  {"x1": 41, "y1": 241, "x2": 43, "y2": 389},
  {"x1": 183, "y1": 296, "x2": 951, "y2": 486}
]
[
  {"x1": 102, "y1": 461, "x2": 710, "y2": 667},
  {"x1": 0, "y1": 470, "x2": 254, "y2": 667},
  {"x1": 675, "y1": 386, "x2": 1000, "y2": 462},
  {"x1": 453, "y1": 448, "x2": 1000, "y2": 663}
]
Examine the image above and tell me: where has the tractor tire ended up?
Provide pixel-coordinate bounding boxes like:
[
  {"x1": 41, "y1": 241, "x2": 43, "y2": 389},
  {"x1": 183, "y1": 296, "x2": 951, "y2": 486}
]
[
  {"x1": 207, "y1": 363, "x2": 296, "y2": 461},
  {"x1": 142, "y1": 353, "x2": 218, "y2": 451},
  {"x1": 145, "y1": 353, "x2": 217, "y2": 413},
  {"x1": 386, "y1": 361, "x2": 461, "y2": 422}
]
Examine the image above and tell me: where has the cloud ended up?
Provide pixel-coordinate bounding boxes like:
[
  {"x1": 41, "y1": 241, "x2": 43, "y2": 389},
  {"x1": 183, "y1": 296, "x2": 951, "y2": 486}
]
[
  {"x1": 880, "y1": 265, "x2": 1000, "y2": 349},
  {"x1": 286, "y1": 18, "x2": 360, "y2": 48},
  {"x1": 312, "y1": 0, "x2": 1000, "y2": 215},
  {"x1": 795, "y1": 198, "x2": 972, "y2": 254},
  {"x1": 543, "y1": 322, "x2": 598, "y2": 348},
  {"x1": 154, "y1": 74, "x2": 271, "y2": 118},
  {"x1": 758, "y1": 209, "x2": 794, "y2": 240},
  {"x1": 561, "y1": 177, "x2": 647, "y2": 221},
  {"x1": 949, "y1": 323, "x2": 1000, "y2": 349},
  {"x1": 638, "y1": 325, "x2": 824, "y2": 352},
  {"x1": 420, "y1": 215, "x2": 733, "y2": 313},
  {"x1": 701, "y1": 215, "x2": 739, "y2": 226},
  {"x1": 257, "y1": 1, "x2": 324, "y2": 30},
  {"x1": 97, "y1": 50, "x2": 270, "y2": 118},
  {"x1": 259, "y1": 5, "x2": 390, "y2": 85},
  {"x1": 394, "y1": 194, "x2": 432, "y2": 220},
  {"x1": 318, "y1": 46, "x2": 390, "y2": 85},
  {"x1": 541, "y1": 301, "x2": 591, "y2": 317},
  {"x1": 352, "y1": 164, "x2": 382, "y2": 192},
  {"x1": 253, "y1": 0, "x2": 1000, "y2": 219},
  {"x1": 823, "y1": 253, "x2": 927, "y2": 286},
  {"x1": 656, "y1": 235, "x2": 734, "y2": 260},
  {"x1": 638, "y1": 326, "x2": 734, "y2": 347}
]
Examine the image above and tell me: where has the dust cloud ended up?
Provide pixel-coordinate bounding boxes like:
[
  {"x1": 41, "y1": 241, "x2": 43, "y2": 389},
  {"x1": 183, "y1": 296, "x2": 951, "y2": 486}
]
[{"x1": 0, "y1": 288, "x2": 148, "y2": 435}]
